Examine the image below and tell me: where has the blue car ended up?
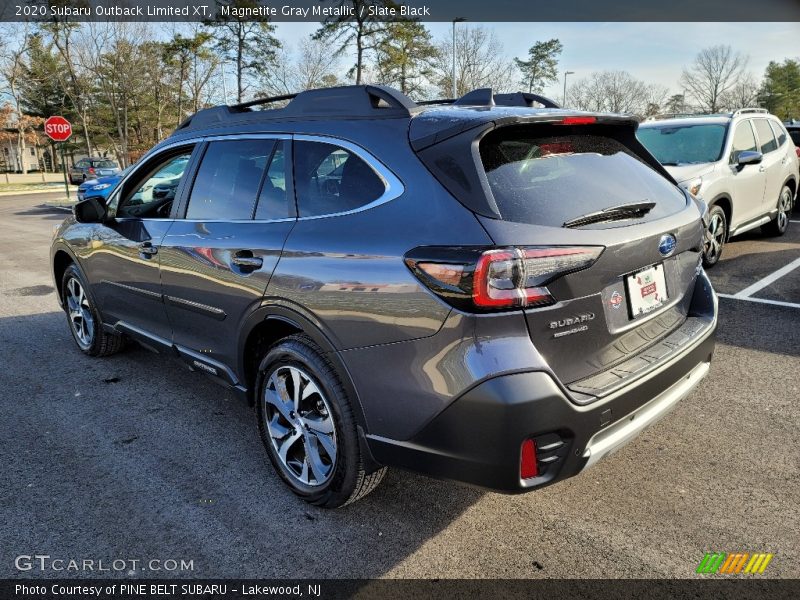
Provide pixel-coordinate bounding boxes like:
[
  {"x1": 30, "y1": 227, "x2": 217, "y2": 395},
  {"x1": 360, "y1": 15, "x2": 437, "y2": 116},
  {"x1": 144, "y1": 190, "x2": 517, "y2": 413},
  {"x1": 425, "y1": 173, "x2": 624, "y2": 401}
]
[{"x1": 77, "y1": 166, "x2": 131, "y2": 201}]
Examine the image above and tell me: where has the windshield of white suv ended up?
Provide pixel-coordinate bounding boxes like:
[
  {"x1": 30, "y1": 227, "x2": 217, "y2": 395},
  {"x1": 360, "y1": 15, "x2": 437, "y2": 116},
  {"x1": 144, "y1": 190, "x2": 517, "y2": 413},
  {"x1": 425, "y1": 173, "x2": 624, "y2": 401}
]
[{"x1": 637, "y1": 124, "x2": 727, "y2": 165}]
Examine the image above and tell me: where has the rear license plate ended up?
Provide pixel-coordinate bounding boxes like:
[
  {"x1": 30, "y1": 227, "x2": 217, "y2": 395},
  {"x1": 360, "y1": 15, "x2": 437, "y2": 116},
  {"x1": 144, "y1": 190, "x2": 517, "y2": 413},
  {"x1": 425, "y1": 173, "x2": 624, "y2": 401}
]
[{"x1": 626, "y1": 264, "x2": 668, "y2": 316}]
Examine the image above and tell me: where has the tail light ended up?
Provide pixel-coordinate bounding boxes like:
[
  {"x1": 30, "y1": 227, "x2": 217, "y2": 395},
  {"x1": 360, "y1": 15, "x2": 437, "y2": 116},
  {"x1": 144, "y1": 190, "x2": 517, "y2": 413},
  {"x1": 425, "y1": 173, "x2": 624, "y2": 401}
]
[
  {"x1": 406, "y1": 245, "x2": 603, "y2": 312},
  {"x1": 795, "y1": 147, "x2": 800, "y2": 158},
  {"x1": 88, "y1": 167, "x2": 95, "y2": 175}
]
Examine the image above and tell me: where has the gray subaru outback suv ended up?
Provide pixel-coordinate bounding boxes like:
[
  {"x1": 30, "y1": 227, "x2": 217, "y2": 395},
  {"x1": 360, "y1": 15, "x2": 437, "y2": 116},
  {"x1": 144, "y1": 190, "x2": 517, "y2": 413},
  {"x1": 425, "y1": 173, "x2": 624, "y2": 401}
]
[{"x1": 51, "y1": 86, "x2": 717, "y2": 507}]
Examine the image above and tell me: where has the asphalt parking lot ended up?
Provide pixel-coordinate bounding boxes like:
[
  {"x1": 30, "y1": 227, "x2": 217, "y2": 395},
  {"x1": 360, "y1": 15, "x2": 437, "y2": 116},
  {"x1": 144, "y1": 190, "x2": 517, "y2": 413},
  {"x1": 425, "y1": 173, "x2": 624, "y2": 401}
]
[{"x1": 1, "y1": 192, "x2": 798, "y2": 579}]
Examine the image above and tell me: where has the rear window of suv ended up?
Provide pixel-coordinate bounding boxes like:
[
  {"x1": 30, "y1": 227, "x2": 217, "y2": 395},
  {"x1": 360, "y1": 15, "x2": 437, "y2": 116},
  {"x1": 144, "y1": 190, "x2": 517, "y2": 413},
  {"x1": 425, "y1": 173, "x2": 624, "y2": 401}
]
[{"x1": 480, "y1": 127, "x2": 686, "y2": 228}]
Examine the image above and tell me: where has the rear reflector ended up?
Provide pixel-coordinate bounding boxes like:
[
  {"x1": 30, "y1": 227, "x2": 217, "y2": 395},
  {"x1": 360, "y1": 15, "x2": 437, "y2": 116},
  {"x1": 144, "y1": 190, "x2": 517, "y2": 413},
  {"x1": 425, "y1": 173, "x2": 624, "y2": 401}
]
[{"x1": 521, "y1": 439, "x2": 538, "y2": 479}]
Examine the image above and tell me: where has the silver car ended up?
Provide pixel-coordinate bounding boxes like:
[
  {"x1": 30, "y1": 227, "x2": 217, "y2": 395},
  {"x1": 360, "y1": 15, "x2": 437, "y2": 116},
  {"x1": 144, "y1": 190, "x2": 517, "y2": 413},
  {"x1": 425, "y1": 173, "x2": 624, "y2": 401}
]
[
  {"x1": 639, "y1": 109, "x2": 799, "y2": 265},
  {"x1": 68, "y1": 157, "x2": 120, "y2": 184}
]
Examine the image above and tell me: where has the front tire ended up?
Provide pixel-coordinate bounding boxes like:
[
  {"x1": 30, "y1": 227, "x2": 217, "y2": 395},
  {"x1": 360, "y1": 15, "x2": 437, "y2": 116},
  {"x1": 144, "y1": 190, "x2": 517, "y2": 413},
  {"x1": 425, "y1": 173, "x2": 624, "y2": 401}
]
[
  {"x1": 762, "y1": 185, "x2": 792, "y2": 237},
  {"x1": 61, "y1": 264, "x2": 124, "y2": 357},
  {"x1": 703, "y1": 204, "x2": 727, "y2": 267},
  {"x1": 256, "y1": 334, "x2": 386, "y2": 508}
]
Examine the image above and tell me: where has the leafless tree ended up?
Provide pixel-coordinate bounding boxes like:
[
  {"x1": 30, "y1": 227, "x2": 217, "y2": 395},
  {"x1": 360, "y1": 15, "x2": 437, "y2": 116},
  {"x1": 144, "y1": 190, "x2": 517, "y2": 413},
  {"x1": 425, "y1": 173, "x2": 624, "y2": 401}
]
[
  {"x1": 432, "y1": 26, "x2": 516, "y2": 98},
  {"x1": 78, "y1": 22, "x2": 153, "y2": 166},
  {"x1": 39, "y1": 21, "x2": 95, "y2": 157},
  {"x1": 259, "y1": 38, "x2": 341, "y2": 97},
  {"x1": 680, "y1": 45, "x2": 748, "y2": 113},
  {"x1": 0, "y1": 25, "x2": 34, "y2": 174},
  {"x1": 568, "y1": 71, "x2": 661, "y2": 116},
  {"x1": 719, "y1": 72, "x2": 760, "y2": 111}
]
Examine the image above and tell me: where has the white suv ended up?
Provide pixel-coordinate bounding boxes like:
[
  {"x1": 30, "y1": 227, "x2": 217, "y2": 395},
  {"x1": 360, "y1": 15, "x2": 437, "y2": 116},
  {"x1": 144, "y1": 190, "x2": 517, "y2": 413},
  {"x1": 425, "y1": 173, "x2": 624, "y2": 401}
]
[{"x1": 638, "y1": 109, "x2": 798, "y2": 266}]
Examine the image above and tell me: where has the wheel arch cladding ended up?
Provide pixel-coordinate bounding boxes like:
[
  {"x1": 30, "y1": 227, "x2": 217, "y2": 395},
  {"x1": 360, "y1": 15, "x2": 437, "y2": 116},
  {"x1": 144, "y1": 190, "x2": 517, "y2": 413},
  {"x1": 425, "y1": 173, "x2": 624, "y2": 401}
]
[
  {"x1": 709, "y1": 195, "x2": 732, "y2": 236},
  {"x1": 239, "y1": 309, "x2": 369, "y2": 430},
  {"x1": 53, "y1": 249, "x2": 75, "y2": 305}
]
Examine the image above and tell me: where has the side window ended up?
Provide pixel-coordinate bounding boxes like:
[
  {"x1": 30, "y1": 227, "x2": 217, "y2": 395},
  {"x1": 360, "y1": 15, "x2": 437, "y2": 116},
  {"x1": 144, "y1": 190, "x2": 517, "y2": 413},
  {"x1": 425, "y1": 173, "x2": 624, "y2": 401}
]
[
  {"x1": 186, "y1": 139, "x2": 273, "y2": 220},
  {"x1": 753, "y1": 119, "x2": 778, "y2": 154},
  {"x1": 293, "y1": 141, "x2": 385, "y2": 217},
  {"x1": 74, "y1": 160, "x2": 87, "y2": 169},
  {"x1": 730, "y1": 121, "x2": 757, "y2": 163},
  {"x1": 769, "y1": 120, "x2": 787, "y2": 147},
  {"x1": 255, "y1": 141, "x2": 293, "y2": 220},
  {"x1": 117, "y1": 150, "x2": 192, "y2": 219}
]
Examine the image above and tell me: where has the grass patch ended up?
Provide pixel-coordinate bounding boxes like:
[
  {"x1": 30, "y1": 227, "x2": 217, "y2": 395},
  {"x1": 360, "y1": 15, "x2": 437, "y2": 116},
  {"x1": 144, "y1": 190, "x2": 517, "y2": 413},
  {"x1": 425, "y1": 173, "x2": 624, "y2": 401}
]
[{"x1": 0, "y1": 182, "x2": 74, "y2": 193}]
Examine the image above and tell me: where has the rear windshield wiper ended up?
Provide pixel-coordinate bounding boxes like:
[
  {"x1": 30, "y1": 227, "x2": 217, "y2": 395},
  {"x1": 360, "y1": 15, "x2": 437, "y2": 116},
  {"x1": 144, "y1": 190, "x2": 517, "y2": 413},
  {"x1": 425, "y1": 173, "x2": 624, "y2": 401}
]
[{"x1": 563, "y1": 201, "x2": 656, "y2": 228}]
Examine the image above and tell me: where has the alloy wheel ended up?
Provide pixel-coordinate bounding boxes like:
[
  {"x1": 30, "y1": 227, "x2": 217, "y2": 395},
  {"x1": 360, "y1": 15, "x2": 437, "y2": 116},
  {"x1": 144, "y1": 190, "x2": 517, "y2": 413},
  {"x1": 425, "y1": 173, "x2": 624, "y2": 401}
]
[
  {"x1": 776, "y1": 188, "x2": 791, "y2": 232},
  {"x1": 65, "y1": 277, "x2": 94, "y2": 349},
  {"x1": 704, "y1": 212, "x2": 725, "y2": 263},
  {"x1": 263, "y1": 365, "x2": 337, "y2": 487}
]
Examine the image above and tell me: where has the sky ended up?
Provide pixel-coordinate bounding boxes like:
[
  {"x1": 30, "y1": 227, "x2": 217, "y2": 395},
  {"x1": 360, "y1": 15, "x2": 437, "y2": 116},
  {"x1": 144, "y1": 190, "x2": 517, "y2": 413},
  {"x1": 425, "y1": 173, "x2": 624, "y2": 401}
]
[{"x1": 274, "y1": 21, "x2": 800, "y2": 99}]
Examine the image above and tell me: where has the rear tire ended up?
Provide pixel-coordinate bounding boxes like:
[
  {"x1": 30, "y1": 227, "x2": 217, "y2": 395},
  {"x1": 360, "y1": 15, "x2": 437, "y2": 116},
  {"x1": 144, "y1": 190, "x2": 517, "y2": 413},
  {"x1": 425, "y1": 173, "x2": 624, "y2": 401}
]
[
  {"x1": 61, "y1": 264, "x2": 124, "y2": 357},
  {"x1": 255, "y1": 334, "x2": 386, "y2": 508},
  {"x1": 702, "y1": 205, "x2": 727, "y2": 267},
  {"x1": 762, "y1": 185, "x2": 792, "y2": 237}
]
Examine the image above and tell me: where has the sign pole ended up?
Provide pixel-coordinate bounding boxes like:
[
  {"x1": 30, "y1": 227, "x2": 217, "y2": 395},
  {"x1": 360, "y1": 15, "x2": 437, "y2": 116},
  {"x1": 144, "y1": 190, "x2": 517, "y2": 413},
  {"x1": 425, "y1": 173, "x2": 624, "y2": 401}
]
[
  {"x1": 60, "y1": 143, "x2": 70, "y2": 202},
  {"x1": 43, "y1": 115, "x2": 73, "y2": 203}
]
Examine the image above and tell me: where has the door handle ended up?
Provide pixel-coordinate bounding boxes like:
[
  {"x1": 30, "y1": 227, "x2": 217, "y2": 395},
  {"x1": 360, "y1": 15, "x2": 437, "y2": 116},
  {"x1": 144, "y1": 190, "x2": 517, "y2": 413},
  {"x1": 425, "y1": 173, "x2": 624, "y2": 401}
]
[
  {"x1": 758, "y1": 165, "x2": 767, "y2": 172},
  {"x1": 139, "y1": 242, "x2": 158, "y2": 257},
  {"x1": 232, "y1": 252, "x2": 263, "y2": 270}
]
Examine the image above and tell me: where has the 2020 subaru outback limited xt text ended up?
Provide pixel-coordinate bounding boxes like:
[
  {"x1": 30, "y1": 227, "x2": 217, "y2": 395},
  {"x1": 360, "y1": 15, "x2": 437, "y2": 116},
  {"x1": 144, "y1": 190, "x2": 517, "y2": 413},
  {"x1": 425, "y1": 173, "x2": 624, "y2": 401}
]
[
  {"x1": 638, "y1": 109, "x2": 798, "y2": 266},
  {"x1": 51, "y1": 86, "x2": 717, "y2": 507}
]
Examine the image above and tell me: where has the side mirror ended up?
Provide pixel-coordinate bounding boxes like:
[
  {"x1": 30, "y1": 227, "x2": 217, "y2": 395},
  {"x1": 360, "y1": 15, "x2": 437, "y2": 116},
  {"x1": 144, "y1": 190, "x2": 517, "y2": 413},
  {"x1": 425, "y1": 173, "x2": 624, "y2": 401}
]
[
  {"x1": 737, "y1": 150, "x2": 763, "y2": 167},
  {"x1": 74, "y1": 196, "x2": 107, "y2": 223}
]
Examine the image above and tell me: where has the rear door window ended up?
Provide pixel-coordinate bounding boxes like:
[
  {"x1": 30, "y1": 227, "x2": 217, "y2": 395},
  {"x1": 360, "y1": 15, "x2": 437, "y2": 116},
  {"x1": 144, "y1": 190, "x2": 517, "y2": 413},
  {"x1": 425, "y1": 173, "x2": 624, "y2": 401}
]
[
  {"x1": 480, "y1": 126, "x2": 686, "y2": 228},
  {"x1": 753, "y1": 119, "x2": 778, "y2": 154},
  {"x1": 254, "y1": 141, "x2": 293, "y2": 220},
  {"x1": 769, "y1": 121, "x2": 787, "y2": 147},
  {"x1": 186, "y1": 139, "x2": 273, "y2": 220},
  {"x1": 293, "y1": 141, "x2": 385, "y2": 217}
]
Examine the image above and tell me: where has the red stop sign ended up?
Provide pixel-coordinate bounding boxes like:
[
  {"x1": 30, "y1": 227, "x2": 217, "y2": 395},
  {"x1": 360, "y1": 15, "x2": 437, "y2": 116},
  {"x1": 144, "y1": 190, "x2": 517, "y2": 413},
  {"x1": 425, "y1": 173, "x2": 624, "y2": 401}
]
[{"x1": 44, "y1": 116, "x2": 72, "y2": 142}]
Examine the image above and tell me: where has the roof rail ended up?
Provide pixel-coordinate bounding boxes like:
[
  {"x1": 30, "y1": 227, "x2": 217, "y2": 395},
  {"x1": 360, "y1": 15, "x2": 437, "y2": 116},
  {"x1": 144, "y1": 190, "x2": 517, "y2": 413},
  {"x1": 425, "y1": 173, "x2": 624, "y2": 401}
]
[
  {"x1": 644, "y1": 112, "x2": 712, "y2": 121},
  {"x1": 171, "y1": 85, "x2": 563, "y2": 136},
  {"x1": 732, "y1": 107, "x2": 769, "y2": 117},
  {"x1": 173, "y1": 85, "x2": 419, "y2": 134},
  {"x1": 231, "y1": 92, "x2": 298, "y2": 111},
  {"x1": 493, "y1": 92, "x2": 560, "y2": 109},
  {"x1": 416, "y1": 89, "x2": 561, "y2": 109}
]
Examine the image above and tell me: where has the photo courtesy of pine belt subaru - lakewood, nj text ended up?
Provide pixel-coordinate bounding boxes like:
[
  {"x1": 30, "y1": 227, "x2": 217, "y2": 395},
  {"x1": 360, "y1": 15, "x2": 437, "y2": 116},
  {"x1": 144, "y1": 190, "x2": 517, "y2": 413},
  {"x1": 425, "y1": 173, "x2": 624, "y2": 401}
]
[{"x1": 51, "y1": 85, "x2": 721, "y2": 508}]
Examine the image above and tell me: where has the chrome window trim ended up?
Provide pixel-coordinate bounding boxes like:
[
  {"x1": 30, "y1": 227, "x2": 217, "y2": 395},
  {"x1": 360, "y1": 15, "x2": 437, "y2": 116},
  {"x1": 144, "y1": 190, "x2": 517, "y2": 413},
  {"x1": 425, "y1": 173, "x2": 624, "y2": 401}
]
[
  {"x1": 292, "y1": 133, "x2": 404, "y2": 220},
  {"x1": 109, "y1": 132, "x2": 404, "y2": 224}
]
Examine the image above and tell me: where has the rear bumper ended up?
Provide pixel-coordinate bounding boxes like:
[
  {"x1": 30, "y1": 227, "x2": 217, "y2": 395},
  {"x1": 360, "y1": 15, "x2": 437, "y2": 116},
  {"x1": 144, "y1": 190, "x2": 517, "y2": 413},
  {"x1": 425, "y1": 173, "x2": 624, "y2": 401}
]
[{"x1": 366, "y1": 305, "x2": 716, "y2": 493}]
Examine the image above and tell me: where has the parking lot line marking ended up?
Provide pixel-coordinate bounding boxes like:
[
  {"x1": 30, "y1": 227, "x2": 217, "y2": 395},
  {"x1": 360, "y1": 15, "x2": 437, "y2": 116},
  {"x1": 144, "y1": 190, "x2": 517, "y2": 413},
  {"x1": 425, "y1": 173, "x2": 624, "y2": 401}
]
[
  {"x1": 718, "y1": 293, "x2": 800, "y2": 309},
  {"x1": 733, "y1": 256, "x2": 800, "y2": 298}
]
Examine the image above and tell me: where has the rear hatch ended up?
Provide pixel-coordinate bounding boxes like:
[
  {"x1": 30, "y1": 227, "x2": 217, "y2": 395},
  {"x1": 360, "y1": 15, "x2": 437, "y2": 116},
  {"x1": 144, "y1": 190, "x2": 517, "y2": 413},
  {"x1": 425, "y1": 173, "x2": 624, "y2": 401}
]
[
  {"x1": 91, "y1": 160, "x2": 119, "y2": 177},
  {"x1": 412, "y1": 113, "x2": 706, "y2": 396}
]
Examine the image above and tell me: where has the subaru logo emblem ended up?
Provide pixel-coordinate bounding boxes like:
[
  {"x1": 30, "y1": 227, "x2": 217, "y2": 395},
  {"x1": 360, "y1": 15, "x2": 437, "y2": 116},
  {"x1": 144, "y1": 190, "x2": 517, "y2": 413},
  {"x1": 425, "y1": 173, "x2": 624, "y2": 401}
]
[{"x1": 658, "y1": 234, "x2": 677, "y2": 257}]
